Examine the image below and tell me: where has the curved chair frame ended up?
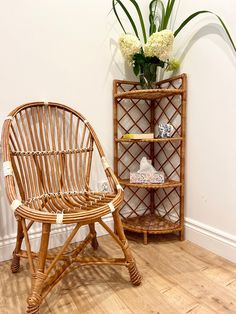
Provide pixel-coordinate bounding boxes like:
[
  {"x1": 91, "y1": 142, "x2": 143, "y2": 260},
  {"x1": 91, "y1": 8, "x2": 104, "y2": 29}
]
[{"x1": 1, "y1": 102, "x2": 141, "y2": 313}]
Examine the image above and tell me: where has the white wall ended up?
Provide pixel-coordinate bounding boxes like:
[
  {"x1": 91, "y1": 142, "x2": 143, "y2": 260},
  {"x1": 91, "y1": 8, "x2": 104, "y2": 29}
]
[
  {"x1": 0, "y1": 0, "x2": 236, "y2": 262},
  {"x1": 0, "y1": 0, "x2": 147, "y2": 261},
  {"x1": 172, "y1": 0, "x2": 236, "y2": 261}
]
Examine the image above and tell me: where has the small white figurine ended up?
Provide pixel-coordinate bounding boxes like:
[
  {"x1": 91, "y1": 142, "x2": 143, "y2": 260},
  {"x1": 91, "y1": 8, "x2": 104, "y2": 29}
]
[{"x1": 158, "y1": 123, "x2": 173, "y2": 138}]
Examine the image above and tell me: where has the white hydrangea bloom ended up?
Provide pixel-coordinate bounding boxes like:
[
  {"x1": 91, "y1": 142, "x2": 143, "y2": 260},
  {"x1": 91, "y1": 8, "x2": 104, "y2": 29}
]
[
  {"x1": 144, "y1": 30, "x2": 174, "y2": 61},
  {"x1": 119, "y1": 34, "x2": 142, "y2": 65}
]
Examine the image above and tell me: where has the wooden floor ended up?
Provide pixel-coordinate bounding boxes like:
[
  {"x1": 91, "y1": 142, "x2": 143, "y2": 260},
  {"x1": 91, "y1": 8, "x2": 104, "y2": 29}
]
[{"x1": 1, "y1": 233, "x2": 236, "y2": 313}]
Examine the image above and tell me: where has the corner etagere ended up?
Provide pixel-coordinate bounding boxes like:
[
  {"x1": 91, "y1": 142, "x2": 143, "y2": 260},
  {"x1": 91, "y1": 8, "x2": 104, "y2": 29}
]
[{"x1": 113, "y1": 74, "x2": 187, "y2": 244}]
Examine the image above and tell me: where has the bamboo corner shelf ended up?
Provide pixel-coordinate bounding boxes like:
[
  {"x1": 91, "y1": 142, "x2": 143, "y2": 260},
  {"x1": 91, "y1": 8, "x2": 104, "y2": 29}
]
[
  {"x1": 114, "y1": 88, "x2": 183, "y2": 100},
  {"x1": 113, "y1": 74, "x2": 187, "y2": 244}
]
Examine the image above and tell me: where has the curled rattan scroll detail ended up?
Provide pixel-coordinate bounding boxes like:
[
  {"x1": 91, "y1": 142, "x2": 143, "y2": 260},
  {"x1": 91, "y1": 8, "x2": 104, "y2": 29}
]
[
  {"x1": 27, "y1": 272, "x2": 46, "y2": 307},
  {"x1": 11, "y1": 252, "x2": 20, "y2": 273},
  {"x1": 127, "y1": 262, "x2": 142, "y2": 286}
]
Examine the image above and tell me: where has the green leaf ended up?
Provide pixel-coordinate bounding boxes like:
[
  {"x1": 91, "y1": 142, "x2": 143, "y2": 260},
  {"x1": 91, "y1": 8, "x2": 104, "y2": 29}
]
[
  {"x1": 163, "y1": 0, "x2": 176, "y2": 29},
  {"x1": 112, "y1": 0, "x2": 127, "y2": 34},
  {"x1": 139, "y1": 73, "x2": 146, "y2": 88},
  {"x1": 112, "y1": 0, "x2": 147, "y2": 43},
  {"x1": 113, "y1": 0, "x2": 140, "y2": 38},
  {"x1": 150, "y1": 63, "x2": 157, "y2": 82},
  {"x1": 128, "y1": 0, "x2": 147, "y2": 43},
  {"x1": 158, "y1": 1, "x2": 166, "y2": 31},
  {"x1": 174, "y1": 10, "x2": 236, "y2": 52},
  {"x1": 149, "y1": 0, "x2": 158, "y2": 35},
  {"x1": 133, "y1": 63, "x2": 140, "y2": 76},
  {"x1": 149, "y1": 0, "x2": 166, "y2": 35},
  {"x1": 133, "y1": 53, "x2": 146, "y2": 65}
]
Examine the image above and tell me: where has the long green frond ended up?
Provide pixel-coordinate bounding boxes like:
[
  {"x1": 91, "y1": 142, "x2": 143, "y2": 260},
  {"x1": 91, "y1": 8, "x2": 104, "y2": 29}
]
[
  {"x1": 158, "y1": 1, "x2": 166, "y2": 31},
  {"x1": 149, "y1": 0, "x2": 158, "y2": 35},
  {"x1": 149, "y1": 0, "x2": 165, "y2": 35},
  {"x1": 113, "y1": 0, "x2": 140, "y2": 38},
  {"x1": 163, "y1": 0, "x2": 176, "y2": 29},
  {"x1": 174, "y1": 10, "x2": 236, "y2": 52},
  {"x1": 112, "y1": 0, "x2": 127, "y2": 34},
  {"x1": 128, "y1": 0, "x2": 147, "y2": 43}
]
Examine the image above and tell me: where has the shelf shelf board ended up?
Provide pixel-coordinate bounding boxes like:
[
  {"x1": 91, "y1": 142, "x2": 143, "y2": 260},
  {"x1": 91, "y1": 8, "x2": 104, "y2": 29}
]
[
  {"x1": 119, "y1": 179, "x2": 182, "y2": 189},
  {"x1": 114, "y1": 88, "x2": 183, "y2": 100},
  {"x1": 115, "y1": 137, "x2": 183, "y2": 143},
  {"x1": 122, "y1": 213, "x2": 181, "y2": 233}
]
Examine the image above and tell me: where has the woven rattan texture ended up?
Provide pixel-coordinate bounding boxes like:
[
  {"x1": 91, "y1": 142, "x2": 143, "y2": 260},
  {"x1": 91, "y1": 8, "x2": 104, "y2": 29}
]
[
  {"x1": 1, "y1": 102, "x2": 141, "y2": 313},
  {"x1": 113, "y1": 74, "x2": 187, "y2": 244}
]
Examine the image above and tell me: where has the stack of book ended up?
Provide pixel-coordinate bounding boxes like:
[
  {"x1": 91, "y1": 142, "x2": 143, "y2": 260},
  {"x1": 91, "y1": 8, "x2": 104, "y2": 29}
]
[{"x1": 122, "y1": 133, "x2": 154, "y2": 140}]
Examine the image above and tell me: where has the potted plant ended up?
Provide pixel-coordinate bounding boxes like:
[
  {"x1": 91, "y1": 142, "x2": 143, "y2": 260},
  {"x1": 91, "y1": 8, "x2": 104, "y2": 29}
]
[{"x1": 112, "y1": 0, "x2": 236, "y2": 88}]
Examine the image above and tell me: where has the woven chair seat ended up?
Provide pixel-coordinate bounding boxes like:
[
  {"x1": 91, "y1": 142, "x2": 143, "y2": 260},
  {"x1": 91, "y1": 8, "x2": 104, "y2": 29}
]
[{"x1": 20, "y1": 190, "x2": 118, "y2": 223}]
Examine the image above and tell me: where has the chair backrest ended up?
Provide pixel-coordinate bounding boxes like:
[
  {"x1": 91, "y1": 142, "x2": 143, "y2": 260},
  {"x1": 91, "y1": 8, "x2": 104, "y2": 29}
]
[{"x1": 1, "y1": 102, "x2": 110, "y2": 210}]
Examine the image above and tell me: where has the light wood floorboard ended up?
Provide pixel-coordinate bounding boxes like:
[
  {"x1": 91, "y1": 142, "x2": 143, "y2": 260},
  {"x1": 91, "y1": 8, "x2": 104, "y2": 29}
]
[{"x1": 1, "y1": 233, "x2": 236, "y2": 313}]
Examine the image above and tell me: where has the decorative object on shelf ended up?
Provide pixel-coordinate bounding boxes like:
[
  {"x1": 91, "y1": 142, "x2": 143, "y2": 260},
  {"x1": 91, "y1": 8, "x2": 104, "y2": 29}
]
[
  {"x1": 112, "y1": 0, "x2": 236, "y2": 88},
  {"x1": 158, "y1": 123, "x2": 173, "y2": 138},
  {"x1": 122, "y1": 133, "x2": 154, "y2": 140},
  {"x1": 113, "y1": 73, "x2": 186, "y2": 244},
  {"x1": 130, "y1": 157, "x2": 165, "y2": 184}
]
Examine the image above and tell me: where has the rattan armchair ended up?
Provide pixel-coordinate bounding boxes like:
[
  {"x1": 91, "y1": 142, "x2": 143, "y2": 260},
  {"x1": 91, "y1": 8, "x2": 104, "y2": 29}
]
[{"x1": 1, "y1": 102, "x2": 141, "y2": 313}]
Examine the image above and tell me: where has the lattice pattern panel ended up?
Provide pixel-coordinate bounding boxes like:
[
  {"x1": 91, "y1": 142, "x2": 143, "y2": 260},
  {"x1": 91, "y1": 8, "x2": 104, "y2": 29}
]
[
  {"x1": 117, "y1": 99, "x2": 151, "y2": 138},
  {"x1": 119, "y1": 186, "x2": 151, "y2": 220},
  {"x1": 157, "y1": 76, "x2": 183, "y2": 90},
  {"x1": 154, "y1": 187, "x2": 181, "y2": 226},
  {"x1": 154, "y1": 141, "x2": 181, "y2": 181},
  {"x1": 114, "y1": 75, "x2": 186, "y2": 227},
  {"x1": 118, "y1": 142, "x2": 151, "y2": 179},
  {"x1": 154, "y1": 94, "x2": 182, "y2": 137}
]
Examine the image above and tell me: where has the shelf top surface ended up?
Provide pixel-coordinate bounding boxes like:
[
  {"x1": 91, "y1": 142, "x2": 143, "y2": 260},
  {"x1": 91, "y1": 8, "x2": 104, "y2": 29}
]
[
  {"x1": 119, "y1": 179, "x2": 182, "y2": 189},
  {"x1": 114, "y1": 88, "x2": 184, "y2": 100}
]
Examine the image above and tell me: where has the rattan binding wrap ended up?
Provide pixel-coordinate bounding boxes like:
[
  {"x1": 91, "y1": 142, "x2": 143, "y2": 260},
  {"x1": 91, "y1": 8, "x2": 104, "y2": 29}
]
[{"x1": 1, "y1": 102, "x2": 141, "y2": 313}]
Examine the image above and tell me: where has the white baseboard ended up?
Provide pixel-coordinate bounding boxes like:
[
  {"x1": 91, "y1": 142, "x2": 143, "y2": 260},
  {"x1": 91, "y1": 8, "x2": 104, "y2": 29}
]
[
  {"x1": 185, "y1": 217, "x2": 236, "y2": 263},
  {"x1": 0, "y1": 216, "x2": 114, "y2": 262},
  {"x1": 1, "y1": 215, "x2": 236, "y2": 264}
]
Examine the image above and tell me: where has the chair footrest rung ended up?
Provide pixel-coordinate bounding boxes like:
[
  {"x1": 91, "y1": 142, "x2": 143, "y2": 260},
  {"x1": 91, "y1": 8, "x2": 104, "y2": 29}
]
[{"x1": 72, "y1": 257, "x2": 127, "y2": 266}]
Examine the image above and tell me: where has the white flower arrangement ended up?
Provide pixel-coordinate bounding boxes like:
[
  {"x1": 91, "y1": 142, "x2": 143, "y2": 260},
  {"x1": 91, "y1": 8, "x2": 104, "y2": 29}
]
[
  {"x1": 118, "y1": 29, "x2": 175, "y2": 88},
  {"x1": 119, "y1": 34, "x2": 142, "y2": 65},
  {"x1": 112, "y1": 0, "x2": 236, "y2": 88},
  {"x1": 143, "y1": 30, "x2": 174, "y2": 61}
]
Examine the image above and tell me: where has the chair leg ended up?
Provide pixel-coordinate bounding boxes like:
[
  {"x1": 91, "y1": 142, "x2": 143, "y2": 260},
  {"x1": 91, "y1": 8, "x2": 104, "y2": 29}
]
[
  {"x1": 89, "y1": 223, "x2": 99, "y2": 250},
  {"x1": 26, "y1": 223, "x2": 51, "y2": 314},
  {"x1": 11, "y1": 218, "x2": 24, "y2": 273},
  {"x1": 27, "y1": 272, "x2": 46, "y2": 314},
  {"x1": 112, "y1": 211, "x2": 142, "y2": 286}
]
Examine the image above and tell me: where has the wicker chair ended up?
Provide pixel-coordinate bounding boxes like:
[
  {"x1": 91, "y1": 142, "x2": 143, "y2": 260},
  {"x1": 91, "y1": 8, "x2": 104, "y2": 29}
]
[{"x1": 1, "y1": 102, "x2": 141, "y2": 313}]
